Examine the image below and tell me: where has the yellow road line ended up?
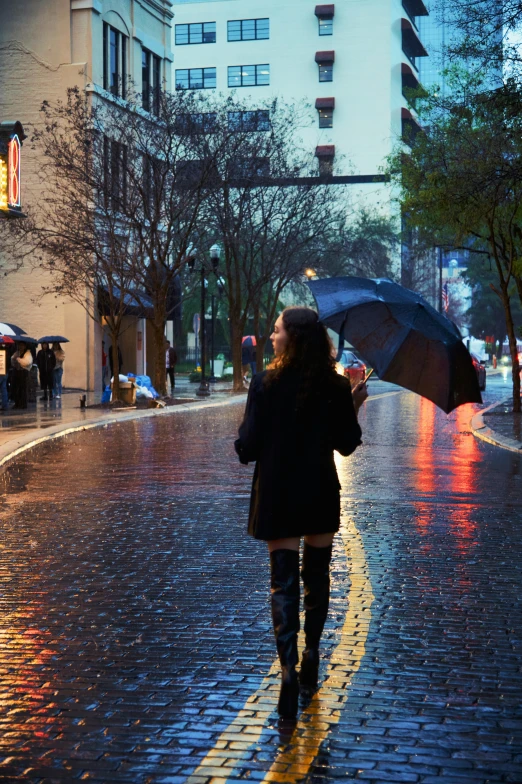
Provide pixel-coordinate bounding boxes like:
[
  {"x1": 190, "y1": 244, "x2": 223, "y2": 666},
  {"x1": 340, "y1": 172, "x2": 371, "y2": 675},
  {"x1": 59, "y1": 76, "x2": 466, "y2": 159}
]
[
  {"x1": 365, "y1": 389, "x2": 404, "y2": 402},
  {"x1": 185, "y1": 518, "x2": 375, "y2": 783}
]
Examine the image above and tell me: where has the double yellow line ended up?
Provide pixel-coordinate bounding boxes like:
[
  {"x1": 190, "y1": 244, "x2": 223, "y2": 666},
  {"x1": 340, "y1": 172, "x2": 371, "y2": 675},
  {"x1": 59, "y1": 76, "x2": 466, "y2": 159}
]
[
  {"x1": 185, "y1": 517, "x2": 375, "y2": 783},
  {"x1": 185, "y1": 391, "x2": 399, "y2": 782}
]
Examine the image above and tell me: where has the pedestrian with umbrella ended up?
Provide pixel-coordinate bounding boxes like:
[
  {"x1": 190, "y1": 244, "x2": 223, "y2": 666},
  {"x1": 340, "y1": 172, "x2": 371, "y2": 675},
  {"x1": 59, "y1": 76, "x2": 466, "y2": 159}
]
[
  {"x1": 241, "y1": 336, "x2": 257, "y2": 384},
  {"x1": 10, "y1": 340, "x2": 33, "y2": 409},
  {"x1": 36, "y1": 341, "x2": 56, "y2": 401},
  {"x1": 0, "y1": 335, "x2": 15, "y2": 411},
  {"x1": 39, "y1": 336, "x2": 69, "y2": 400},
  {"x1": 235, "y1": 306, "x2": 368, "y2": 719}
]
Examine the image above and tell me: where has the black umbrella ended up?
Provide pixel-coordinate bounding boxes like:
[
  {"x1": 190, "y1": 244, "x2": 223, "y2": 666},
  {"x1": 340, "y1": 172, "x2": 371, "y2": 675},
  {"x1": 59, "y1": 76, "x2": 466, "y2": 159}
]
[
  {"x1": 16, "y1": 336, "x2": 38, "y2": 345},
  {"x1": 307, "y1": 276, "x2": 482, "y2": 413},
  {"x1": 38, "y1": 335, "x2": 70, "y2": 344}
]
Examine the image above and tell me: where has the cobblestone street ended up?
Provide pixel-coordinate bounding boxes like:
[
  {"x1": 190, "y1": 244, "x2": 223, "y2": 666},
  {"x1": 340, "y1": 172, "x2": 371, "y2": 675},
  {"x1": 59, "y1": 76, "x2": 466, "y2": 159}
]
[{"x1": 0, "y1": 376, "x2": 521, "y2": 783}]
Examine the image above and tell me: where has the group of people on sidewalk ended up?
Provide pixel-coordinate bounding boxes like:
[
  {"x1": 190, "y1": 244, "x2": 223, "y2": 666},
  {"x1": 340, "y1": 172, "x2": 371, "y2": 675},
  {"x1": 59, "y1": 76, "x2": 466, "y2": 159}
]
[
  {"x1": 36, "y1": 341, "x2": 65, "y2": 401},
  {"x1": 0, "y1": 340, "x2": 66, "y2": 410}
]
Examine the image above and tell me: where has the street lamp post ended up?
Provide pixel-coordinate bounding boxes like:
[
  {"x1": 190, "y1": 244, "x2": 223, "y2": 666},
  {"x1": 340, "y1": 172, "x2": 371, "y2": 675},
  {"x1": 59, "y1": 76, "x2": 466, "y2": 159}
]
[
  {"x1": 188, "y1": 244, "x2": 221, "y2": 397},
  {"x1": 198, "y1": 263, "x2": 209, "y2": 397},
  {"x1": 209, "y1": 273, "x2": 225, "y2": 384},
  {"x1": 209, "y1": 293, "x2": 217, "y2": 384}
]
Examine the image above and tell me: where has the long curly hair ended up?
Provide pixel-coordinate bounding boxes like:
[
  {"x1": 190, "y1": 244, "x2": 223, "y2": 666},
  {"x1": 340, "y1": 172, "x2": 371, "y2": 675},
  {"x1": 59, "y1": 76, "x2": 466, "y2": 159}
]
[{"x1": 265, "y1": 306, "x2": 336, "y2": 406}]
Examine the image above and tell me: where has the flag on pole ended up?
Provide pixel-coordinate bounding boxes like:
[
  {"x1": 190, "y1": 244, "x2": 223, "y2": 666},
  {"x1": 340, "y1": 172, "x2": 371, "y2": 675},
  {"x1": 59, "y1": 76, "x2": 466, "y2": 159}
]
[{"x1": 442, "y1": 281, "x2": 449, "y2": 313}]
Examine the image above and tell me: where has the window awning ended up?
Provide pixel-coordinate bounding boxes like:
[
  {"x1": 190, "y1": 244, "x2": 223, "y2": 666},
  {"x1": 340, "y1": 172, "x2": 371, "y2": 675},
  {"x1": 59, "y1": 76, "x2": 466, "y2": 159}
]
[
  {"x1": 315, "y1": 97, "x2": 335, "y2": 109},
  {"x1": 401, "y1": 18, "x2": 428, "y2": 57},
  {"x1": 99, "y1": 286, "x2": 155, "y2": 318},
  {"x1": 315, "y1": 50, "x2": 335, "y2": 63},
  {"x1": 315, "y1": 4, "x2": 335, "y2": 17},
  {"x1": 315, "y1": 145, "x2": 335, "y2": 157},
  {"x1": 401, "y1": 62, "x2": 420, "y2": 90},
  {"x1": 402, "y1": 0, "x2": 428, "y2": 17},
  {"x1": 401, "y1": 107, "x2": 424, "y2": 141}
]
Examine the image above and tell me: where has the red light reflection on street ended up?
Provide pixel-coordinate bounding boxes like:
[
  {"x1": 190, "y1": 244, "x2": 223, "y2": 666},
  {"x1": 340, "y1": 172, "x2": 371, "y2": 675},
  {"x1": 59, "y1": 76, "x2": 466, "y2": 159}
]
[
  {"x1": 411, "y1": 396, "x2": 437, "y2": 533},
  {"x1": 447, "y1": 404, "x2": 479, "y2": 554},
  {"x1": 410, "y1": 398, "x2": 479, "y2": 554}
]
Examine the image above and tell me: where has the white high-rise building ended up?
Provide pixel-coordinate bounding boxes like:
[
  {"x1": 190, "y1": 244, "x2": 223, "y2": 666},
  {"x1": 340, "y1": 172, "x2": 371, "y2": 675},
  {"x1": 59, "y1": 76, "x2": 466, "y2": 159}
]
[{"x1": 172, "y1": 0, "x2": 429, "y2": 276}]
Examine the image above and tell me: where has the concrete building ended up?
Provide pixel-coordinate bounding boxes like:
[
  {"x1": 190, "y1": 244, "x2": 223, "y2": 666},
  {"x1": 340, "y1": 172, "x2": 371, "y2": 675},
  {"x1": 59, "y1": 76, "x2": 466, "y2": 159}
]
[
  {"x1": 171, "y1": 0, "x2": 430, "y2": 278},
  {"x1": 0, "y1": 0, "x2": 174, "y2": 390}
]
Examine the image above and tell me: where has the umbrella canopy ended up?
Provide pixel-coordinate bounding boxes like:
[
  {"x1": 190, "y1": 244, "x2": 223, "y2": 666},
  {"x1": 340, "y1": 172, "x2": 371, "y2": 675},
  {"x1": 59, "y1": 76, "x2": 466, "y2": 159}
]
[
  {"x1": 15, "y1": 336, "x2": 38, "y2": 345},
  {"x1": 307, "y1": 276, "x2": 482, "y2": 413},
  {"x1": 0, "y1": 322, "x2": 27, "y2": 337},
  {"x1": 242, "y1": 336, "x2": 257, "y2": 347},
  {"x1": 38, "y1": 335, "x2": 70, "y2": 344},
  {"x1": 0, "y1": 335, "x2": 15, "y2": 345}
]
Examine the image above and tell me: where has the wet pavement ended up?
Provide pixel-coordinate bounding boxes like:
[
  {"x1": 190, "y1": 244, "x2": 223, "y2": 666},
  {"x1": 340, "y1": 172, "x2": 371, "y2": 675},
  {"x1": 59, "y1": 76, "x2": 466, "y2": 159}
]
[
  {"x1": 0, "y1": 378, "x2": 233, "y2": 464},
  {"x1": 0, "y1": 376, "x2": 521, "y2": 783}
]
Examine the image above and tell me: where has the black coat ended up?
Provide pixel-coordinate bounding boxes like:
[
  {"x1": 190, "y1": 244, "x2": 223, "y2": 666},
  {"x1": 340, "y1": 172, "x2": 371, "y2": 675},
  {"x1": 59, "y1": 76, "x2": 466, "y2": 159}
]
[
  {"x1": 235, "y1": 369, "x2": 362, "y2": 540},
  {"x1": 36, "y1": 348, "x2": 56, "y2": 381}
]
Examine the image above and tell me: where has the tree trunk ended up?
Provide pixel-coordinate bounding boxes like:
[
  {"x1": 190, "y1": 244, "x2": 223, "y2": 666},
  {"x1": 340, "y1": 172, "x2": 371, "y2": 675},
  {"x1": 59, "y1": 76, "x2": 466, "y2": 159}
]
[
  {"x1": 152, "y1": 319, "x2": 167, "y2": 395},
  {"x1": 252, "y1": 308, "x2": 265, "y2": 372},
  {"x1": 230, "y1": 315, "x2": 244, "y2": 393},
  {"x1": 501, "y1": 289, "x2": 521, "y2": 412},
  {"x1": 110, "y1": 331, "x2": 121, "y2": 402}
]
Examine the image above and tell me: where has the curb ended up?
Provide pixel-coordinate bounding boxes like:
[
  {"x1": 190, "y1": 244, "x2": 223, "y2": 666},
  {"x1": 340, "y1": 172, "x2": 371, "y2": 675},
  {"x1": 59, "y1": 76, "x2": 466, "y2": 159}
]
[
  {"x1": 470, "y1": 398, "x2": 522, "y2": 454},
  {"x1": 0, "y1": 394, "x2": 247, "y2": 470}
]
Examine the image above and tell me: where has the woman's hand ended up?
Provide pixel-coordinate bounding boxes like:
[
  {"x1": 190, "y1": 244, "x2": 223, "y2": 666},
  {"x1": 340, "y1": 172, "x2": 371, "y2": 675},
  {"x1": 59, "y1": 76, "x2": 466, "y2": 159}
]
[{"x1": 351, "y1": 380, "x2": 369, "y2": 414}]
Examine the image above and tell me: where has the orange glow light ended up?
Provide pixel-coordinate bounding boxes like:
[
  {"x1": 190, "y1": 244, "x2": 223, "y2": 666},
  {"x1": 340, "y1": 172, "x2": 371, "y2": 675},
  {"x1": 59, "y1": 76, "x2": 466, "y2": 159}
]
[
  {"x1": 0, "y1": 157, "x2": 7, "y2": 210},
  {"x1": 8, "y1": 135, "x2": 21, "y2": 207}
]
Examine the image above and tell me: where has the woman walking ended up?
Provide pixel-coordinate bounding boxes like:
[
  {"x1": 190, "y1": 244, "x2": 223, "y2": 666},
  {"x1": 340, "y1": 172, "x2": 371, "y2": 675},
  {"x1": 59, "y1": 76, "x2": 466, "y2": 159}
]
[
  {"x1": 235, "y1": 307, "x2": 367, "y2": 719},
  {"x1": 52, "y1": 342, "x2": 66, "y2": 399}
]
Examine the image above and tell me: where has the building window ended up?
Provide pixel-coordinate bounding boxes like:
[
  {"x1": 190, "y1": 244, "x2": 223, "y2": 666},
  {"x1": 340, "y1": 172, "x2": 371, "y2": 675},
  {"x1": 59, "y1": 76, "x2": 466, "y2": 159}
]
[
  {"x1": 142, "y1": 49, "x2": 161, "y2": 114},
  {"x1": 318, "y1": 63, "x2": 333, "y2": 81},
  {"x1": 175, "y1": 22, "x2": 216, "y2": 45},
  {"x1": 318, "y1": 16, "x2": 333, "y2": 35},
  {"x1": 318, "y1": 108, "x2": 333, "y2": 128},
  {"x1": 176, "y1": 113, "x2": 218, "y2": 134},
  {"x1": 228, "y1": 110, "x2": 270, "y2": 131},
  {"x1": 175, "y1": 68, "x2": 217, "y2": 90},
  {"x1": 319, "y1": 157, "x2": 333, "y2": 176},
  {"x1": 103, "y1": 23, "x2": 128, "y2": 98},
  {"x1": 228, "y1": 19, "x2": 269, "y2": 41},
  {"x1": 228, "y1": 64, "x2": 270, "y2": 88},
  {"x1": 104, "y1": 138, "x2": 127, "y2": 211},
  {"x1": 229, "y1": 157, "x2": 270, "y2": 179},
  {"x1": 316, "y1": 145, "x2": 335, "y2": 177}
]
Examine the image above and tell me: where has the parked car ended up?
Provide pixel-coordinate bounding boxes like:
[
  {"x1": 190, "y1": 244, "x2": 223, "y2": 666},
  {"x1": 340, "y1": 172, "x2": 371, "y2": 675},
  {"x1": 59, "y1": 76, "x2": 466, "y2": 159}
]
[
  {"x1": 471, "y1": 353, "x2": 486, "y2": 391},
  {"x1": 336, "y1": 350, "x2": 367, "y2": 386}
]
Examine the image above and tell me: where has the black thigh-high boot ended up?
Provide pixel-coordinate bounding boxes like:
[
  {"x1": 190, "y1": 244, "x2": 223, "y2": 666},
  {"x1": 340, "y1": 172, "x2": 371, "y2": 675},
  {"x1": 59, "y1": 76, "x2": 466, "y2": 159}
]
[
  {"x1": 299, "y1": 542, "x2": 333, "y2": 692},
  {"x1": 270, "y1": 548, "x2": 300, "y2": 718}
]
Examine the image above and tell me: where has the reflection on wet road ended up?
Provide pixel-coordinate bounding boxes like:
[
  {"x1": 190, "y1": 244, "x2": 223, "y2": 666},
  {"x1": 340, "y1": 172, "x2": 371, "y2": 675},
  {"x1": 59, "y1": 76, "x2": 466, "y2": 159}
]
[{"x1": 0, "y1": 376, "x2": 520, "y2": 783}]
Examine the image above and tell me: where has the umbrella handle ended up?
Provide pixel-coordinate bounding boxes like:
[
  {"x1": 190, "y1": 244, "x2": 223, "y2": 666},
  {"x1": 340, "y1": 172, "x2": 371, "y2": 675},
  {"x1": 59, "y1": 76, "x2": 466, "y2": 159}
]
[{"x1": 335, "y1": 317, "x2": 347, "y2": 362}]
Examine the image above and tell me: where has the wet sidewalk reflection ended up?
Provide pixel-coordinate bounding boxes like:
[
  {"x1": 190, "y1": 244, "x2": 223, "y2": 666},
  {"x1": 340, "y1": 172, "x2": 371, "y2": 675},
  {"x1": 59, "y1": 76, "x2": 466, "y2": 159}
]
[{"x1": 0, "y1": 386, "x2": 520, "y2": 783}]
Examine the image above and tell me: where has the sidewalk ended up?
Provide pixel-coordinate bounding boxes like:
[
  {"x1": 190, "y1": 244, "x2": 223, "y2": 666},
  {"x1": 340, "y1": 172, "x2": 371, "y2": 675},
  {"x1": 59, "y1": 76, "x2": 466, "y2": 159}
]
[
  {"x1": 0, "y1": 375, "x2": 241, "y2": 467},
  {"x1": 471, "y1": 368, "x2": 522, "y2": 453}
]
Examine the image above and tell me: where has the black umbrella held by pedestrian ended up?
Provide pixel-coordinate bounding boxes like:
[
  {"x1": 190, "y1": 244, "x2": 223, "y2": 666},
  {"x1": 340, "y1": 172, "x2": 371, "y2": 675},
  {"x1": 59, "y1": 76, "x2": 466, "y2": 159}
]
[{"x1": 307, "y1": 276, "x2": 482, "y2": 414}]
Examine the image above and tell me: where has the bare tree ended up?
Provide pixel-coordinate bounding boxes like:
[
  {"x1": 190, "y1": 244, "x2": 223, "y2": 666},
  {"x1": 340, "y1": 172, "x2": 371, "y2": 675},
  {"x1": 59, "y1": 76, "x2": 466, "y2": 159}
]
[
  {"x1": 196, "y1": 97, "x2": 350, "y2": 390},
  {"x1": 1, "y1": 86, "x2": 222, "y2": 396}
]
